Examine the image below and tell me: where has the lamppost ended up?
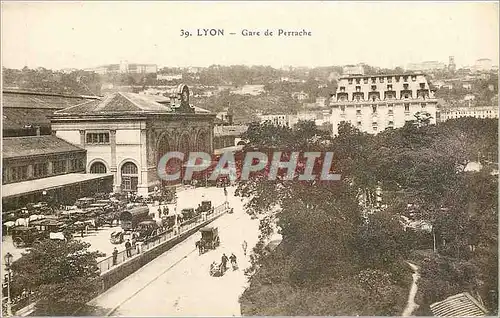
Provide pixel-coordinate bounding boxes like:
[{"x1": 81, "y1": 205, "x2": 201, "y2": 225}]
[{"x1": 4, "y1": 252, "x2": 13, "y2": 317}]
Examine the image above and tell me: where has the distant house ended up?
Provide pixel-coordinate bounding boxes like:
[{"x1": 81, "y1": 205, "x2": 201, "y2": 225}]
[
  {"x1": 292, "y1": 91, "x2": 309, "y2": 100},
  {"x1": 157, "y1": 74, "x2": 183, "y2": 81}
]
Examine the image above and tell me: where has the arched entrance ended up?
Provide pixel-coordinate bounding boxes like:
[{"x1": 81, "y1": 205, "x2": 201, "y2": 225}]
[
  {"x1": 90, "y1": 162, "x2": 107, "y2": 174},
  {"x1": 121, "y1": 162, "x2": 138, "y2": 192},
  {"x1": 178, "y1": 134, "x2": 191, "y2": 183},
  {"x1": 196, "y1": 130, "x2": 209, "y2": 152},
  {"x1": 157, "y1": 133, "x2": 179, "y2": 186}
]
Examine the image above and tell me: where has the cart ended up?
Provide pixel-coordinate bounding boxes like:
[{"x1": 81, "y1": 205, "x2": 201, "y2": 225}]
[
  {"x1": 209, "y1": 261, "x2": 226, "y2": 277},
  {"x1": 198, "y1": 226, "x2": 220, "y2": 254}
]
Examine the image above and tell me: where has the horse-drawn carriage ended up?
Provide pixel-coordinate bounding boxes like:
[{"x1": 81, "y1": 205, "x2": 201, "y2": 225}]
[
  {"x1": 196, "y1": 226, "x2": 220, "y2": 254},
  {"x1": 196, "y1": 201, "x2": 214, "y2": 215},
  {"x1": 119, "y1": 205, "x2": 150, "y2": 231},
  {"x1": 11, "y1": 226, "x2": 49, "y2": 248},
  {"x1": 135, "y1": 220, "x2": 159, "y2": 242}
]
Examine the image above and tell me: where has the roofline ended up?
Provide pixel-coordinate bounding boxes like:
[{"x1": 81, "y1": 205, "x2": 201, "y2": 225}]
[
  {"x1": 2, "y1": 90, "x2": 103, "y2": 100},
  {"x1": 3, "y1": 148, "x2": 87, "y2": 160},
  {"x1": 48, "y1": 112, "x2": 217, "y2": 121},
  {"x1": 339, "y1": 72, "x2": 427, "y2": 79}
]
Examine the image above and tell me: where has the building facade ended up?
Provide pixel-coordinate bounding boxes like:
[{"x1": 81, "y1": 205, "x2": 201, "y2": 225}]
[
  {"x1": 329, "y1": 73, "x2": 438, "y2": 135},
  {"x1": 342, "y1": 65, "x2": 365, "y2": 75},
  {"x1": 2, "y1": 135, "x2": 113, "y2": 210},
  {"x1": 50, "y1": 84, "x2": 215, "y2": 196},
  {"x1": 259, "y1": 114, "x2": 293, "y2": 127},
  {"x1": 85, "y1": 62, "x2": 158, "y2": 75},
  {"x1": 406, "y1": 61, "x2": 446, "y2": 72},
  {"x1": 438, "y1": 105, "x2": 499, "y2": 121},
  {"x1": 2, "y1": 90, "x2": 100, "y2": 137}
]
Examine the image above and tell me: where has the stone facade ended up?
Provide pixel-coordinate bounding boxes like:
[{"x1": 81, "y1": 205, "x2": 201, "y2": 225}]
[{"x1": 50, "y1": 84, "x2": 215, "y2": 196}]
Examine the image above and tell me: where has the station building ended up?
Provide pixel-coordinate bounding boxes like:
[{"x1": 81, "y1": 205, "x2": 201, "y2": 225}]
[
  {"x1": 51, "y1": 84, "x2": 215, "y2": 197},
  {"x1": 2, "y1": 135, "x2": 113, "y2": 210}
]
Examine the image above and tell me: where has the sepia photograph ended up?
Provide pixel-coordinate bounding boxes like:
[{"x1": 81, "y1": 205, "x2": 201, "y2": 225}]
[{"x1": 0, "y1": 1, "x2": 498, "y2": 317}]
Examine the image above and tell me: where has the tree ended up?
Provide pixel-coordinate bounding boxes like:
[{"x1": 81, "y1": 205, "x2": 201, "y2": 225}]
[{"x1": 11, "y1": 240, "x2": 105, "y2": 315}]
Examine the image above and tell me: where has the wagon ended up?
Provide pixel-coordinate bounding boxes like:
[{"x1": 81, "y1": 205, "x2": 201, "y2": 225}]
[
  {"x1": 197, "y1": 226, "x2": 220, "y2": 253},
  {"x1": 11, "y1": 226, "x2": 49, "y2": 248}
]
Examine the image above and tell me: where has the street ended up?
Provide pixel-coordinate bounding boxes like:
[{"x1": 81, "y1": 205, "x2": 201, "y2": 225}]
[
  {"x1": 87, "y1": 190, "x2": 261, "y2": 317},
  {"x1": 2, "y1": 186, "x2": 232, "y2": 266}
]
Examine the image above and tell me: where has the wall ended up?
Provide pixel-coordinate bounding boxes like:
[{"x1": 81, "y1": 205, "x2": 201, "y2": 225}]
[{"x1": 97, "y1": 211, "x2": 226, "y2": 293}]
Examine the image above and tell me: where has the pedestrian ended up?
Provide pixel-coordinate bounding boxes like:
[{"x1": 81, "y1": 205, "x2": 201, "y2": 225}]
[
  {"x1": 242, "y1": 240, "x2": 248, "y2": 256},
  {"x1": 112, "y1": 247, "x2": 118, "y2": 266},
  {"x1": 163, "y1": 206, "x2": 169, "y2": 216},
  {"x1": 125, "y1": 239, "x2": 132, "y2": 257},
  {"x1": 221, "y1": 253, "x2": 229, "y2": 270},
  {"x1": 136, "y1": 241, "x2": 141, "y2": 254},
  {"x1": 158, "y1": 206, "x2": 162, "y2": 217},
  {"x1": 80, "y1": 228, "x2": 84, "y2": 238},
  {"x1": 230, "y1": 253, "x2": 238, "y2": 270}
]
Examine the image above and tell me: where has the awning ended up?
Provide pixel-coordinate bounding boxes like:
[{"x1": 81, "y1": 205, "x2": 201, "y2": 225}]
[{"x1": 2, "y1": 173, "x2": 113, "y2": 199}]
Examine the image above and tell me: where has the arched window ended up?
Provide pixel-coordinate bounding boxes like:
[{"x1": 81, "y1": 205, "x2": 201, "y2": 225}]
[
  {"x1": 121, "y1": 162, "x2": 138, "y2": 191},
  {"x1": 90, "y1": 162, "x2": 107, "y2": 174}
]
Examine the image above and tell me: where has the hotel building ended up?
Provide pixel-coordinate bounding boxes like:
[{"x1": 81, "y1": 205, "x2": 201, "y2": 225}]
[{"x1": 329, "y1": 73, "x2": 438, "y2": 135}]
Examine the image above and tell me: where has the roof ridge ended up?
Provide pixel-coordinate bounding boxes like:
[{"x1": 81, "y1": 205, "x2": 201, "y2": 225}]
[
  {"x1": 54, "y1": 98, "x2": 101, "y2": 114},
  {"x1": 94, "y1": 93, "x2": 121, "y2": 112},
  {"x1": 119, "y1": 92, "x2": 159, "y2": 112},
  {"x1": 120, "y1": 92, "x2": 146, "y2": 111}
]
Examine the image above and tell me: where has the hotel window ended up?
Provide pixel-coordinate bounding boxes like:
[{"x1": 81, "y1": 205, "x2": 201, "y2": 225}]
[
  {"x1": 379, "y1": 77, "x2": 384, "y2": 83},
  {"x1": 340, "y1": 86, "x2": 346, "y2": 92},
  {"x1": 421, "y1": 103, "x2": 427, "y2": 109},
  {"x1": 371, "y1": 77, "x2": 376, "y2": 84},
  {"x1": 403, "y1": 76, "x2": 409, "y2": 82},
  {"x1": 11, "y1": 165, "x2": 28, "y2": 182},
  {"x1": 348, "y1": 79, "x2": 353, "y2": 85},
  {"x1": 411, "y1": 75, "x2": 417, "y2": 82},
  {"x1": 356, "y1": 109, "x2": 361, "y2": 115},
  {"x1": 363, "y1": 78, "x2": 368, "y2": 84},
  {"x1": 395, "y1": 76, "x2": 400, "y2": 82},
  {"x1": 388, "y1": 121, "x2": 394, "y2": 127},
  {"x1": 340, "y1": 105, "x2": 346, "y2": 112},
  {"x1": 419, "y1": 83, "x2": 425, "y2": 89},
  {"x1": 356, "y1": 86, "x2": 361, "y2": 92},
  {"x1": 403, "y1": 83, "x2": 409, "y2": 90},
  {"x1": 371, "y1": 85, "x2": 377, "y2": 91},
  {"x1": 387, "y1": 84, "x2": 393, "y2": 90},
  {"x1": 33, "y1": 162, "x2": 49, "y2": 178},
  {"x1": 387, "y1": 77, "x2": 392, "y2": 83},
  {"x1": 404, "y1": 103, "x2": 410, "y2": 111},
  {"x1": 53, "y1": 160, "x2": 67, "y2": 174},
  {"x1": 372, "y1": 123, "x2": 378, "y2": 131},
  {"x1": 357, "y1": 121, "x2": 362, "y2": 127},
  {"x1": 86, "y1": 132, "x2": 110, "y2": 144},
  {"x1": 372, "y1": 105, "x2": 377, "y2": 113},
  {"x1": 356, "y1": 78, "x2": 361, "y2": 84},
  {"x1": 404, "y1": 94, "x2": 409, "y2": 99},
  {"x1": 388, "y1": 109, "x2": 394, "y2": 115}
]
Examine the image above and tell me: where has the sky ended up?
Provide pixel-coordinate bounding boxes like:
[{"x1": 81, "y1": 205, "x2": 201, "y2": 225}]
[{"x1": 1, "y1": 1, "x2": 499, "y2": 70}]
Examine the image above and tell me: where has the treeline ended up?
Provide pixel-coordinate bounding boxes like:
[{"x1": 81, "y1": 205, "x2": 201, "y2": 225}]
[
  {"x1": 2, "y1": 67, "x2": 102, "y2": 96},
  {"x1": 236, "y1": 117, "x2": 498, "y2": 315}
]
